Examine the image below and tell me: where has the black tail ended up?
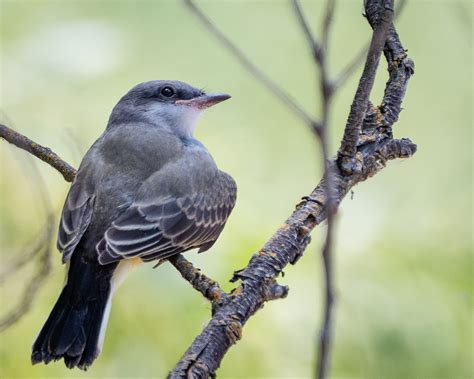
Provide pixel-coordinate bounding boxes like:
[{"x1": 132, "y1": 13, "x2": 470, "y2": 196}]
[{"x1": 31, "y1": 253, "x2": 116, "y2": 370}]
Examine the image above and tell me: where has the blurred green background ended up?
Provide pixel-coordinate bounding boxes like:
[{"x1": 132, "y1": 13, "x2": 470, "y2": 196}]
[{"x1": 0, "y1": 0, "x2": 472, "y2": 378}]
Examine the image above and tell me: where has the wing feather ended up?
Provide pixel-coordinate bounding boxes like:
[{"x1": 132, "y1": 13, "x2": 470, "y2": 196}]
[
  {"x1": 57, "y1": 184, "x2": 95, "y2": 263},
  {"x1": 97, "y1": 172, "x2": 236, "y2": 265}
]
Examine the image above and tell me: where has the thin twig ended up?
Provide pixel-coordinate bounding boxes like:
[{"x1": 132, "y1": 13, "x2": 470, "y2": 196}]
[
  {"x1": 0, "y1": 215, "x2": 54, "y2": 332},
  {"x1": 168, "y1": 255, "x2": 227, "y2": 304},
  {"x1": 292, "y1": 0, "x2": 323, "y2": 63},
  {"x1": 332, "y1": 0, "x2": 406, "y2": 90},
  {"x1": 321, "y1": 0, "x2": 336, "y2": 51},
  {"x1": 291, "y1": 0, "x2": 338, "y2": 376},
  {"x1": 183, "y1": 0, "x2": 321, "y2": 130},
  {"x1": 0, "y1": 222, "x2": 51, "y2": 285},
  {"x1": 0, "y1": 124, "x2": 77, "y2": 182}
]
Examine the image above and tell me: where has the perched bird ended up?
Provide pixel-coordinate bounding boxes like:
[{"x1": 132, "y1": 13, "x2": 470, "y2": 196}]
[{"x1": 31, "y1": 81, "x2": 236, "y2": 370}]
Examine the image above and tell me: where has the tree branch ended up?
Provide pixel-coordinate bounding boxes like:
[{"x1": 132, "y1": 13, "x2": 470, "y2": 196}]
[
  {"x1": 168, "y1": 255, "x2": 228, "y2": 305},
  {"x1": 169, "y1": 1, "x2": 415, "y2": 377},
  {"x1": 169, "y1": 137, "x2": 416, "y2": 378},
  {"x1": 332, "y1": 0, "x2": 407, "y2": 90},
  {"x1": 338, "y1": 0, "x2": 394, "y2": 174},
  {"x1": 291, "y1": 0, "x2": 324, "y2": 64},
  {"x1": 0, "y1": 124, "x2": 77, "y2": 182}
]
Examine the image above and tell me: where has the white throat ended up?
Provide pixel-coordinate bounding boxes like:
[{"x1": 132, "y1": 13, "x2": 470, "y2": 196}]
[{"x1": 144, "y1": 103, "x2": 203, "y2": 138}]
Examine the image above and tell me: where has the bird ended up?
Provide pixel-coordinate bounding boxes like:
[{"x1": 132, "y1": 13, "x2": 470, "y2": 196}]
[{"x1": 31, "y1": 80, "x2": 237, "y2": 370}]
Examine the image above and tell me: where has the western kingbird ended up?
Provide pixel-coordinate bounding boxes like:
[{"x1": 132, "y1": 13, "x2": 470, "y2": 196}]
[{"x1": 31, "y1": 80, "x2": 236, "y2": 370}]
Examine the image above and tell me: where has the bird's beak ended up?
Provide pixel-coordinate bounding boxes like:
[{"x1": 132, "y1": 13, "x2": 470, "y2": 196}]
[{"x1": 175, "y1": 93, "x2": 231, "y2": 109}]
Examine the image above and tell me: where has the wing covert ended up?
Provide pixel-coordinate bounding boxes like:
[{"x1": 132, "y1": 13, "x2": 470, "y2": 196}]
[{"x1": 97, "y1": 172, "x2": 236, "y2": 264}]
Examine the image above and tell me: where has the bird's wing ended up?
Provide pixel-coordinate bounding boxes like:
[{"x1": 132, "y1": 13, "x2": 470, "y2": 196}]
[
  {"x1": 57, "y1": 179, "x2": 95, "y2": 263},
  {"x1": 97, "y1": 171, "x2": 236, "y2": 264}
]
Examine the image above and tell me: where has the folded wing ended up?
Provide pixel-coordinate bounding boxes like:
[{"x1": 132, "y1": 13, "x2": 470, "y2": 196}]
[{"x1": 97, "y1": 172, "x2": 236, "y2": 264}]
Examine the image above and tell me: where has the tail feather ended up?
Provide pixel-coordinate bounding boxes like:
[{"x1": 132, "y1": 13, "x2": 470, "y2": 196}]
[{"x1": 32, "y1": 254, "x2": 115, "y2": 370}]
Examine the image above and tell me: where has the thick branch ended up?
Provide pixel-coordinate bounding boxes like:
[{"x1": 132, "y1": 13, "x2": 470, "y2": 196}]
[{"x1": 169, "y1": 136, "x2": 416, "y2": 378}]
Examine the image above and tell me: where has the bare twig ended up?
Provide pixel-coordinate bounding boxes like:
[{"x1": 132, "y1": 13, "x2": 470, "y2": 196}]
[
  {"x1": 0, "y1": 222, "x2": 51, "y2": 285},
  {"x1": 291, "y1": 1, "x2": 338, "y2": 376},
  {"x1": 332, "y1": 0, "x2": 407, "y2": 90},
  {"x1": 315, "y1": 40, "x2": 337, "y2": 379},
  {"x1": 0, "y1": 124, "x2": 77, "y2": 182},
  {"x1": 168, "y1": 254, "x2": 227, "y2": 305},
  {"x1": 321, "y1": 0, "x2": 336, "y2": 51},
  {"x1": 292, "y1": 0, "x2": 324, "y2": 63},
  {"x1": 0, "y1": 216, "x2": 54, "y2": 332},
  {"x1": 183, "y1": 0, "x2": 321, "y2": 130}
]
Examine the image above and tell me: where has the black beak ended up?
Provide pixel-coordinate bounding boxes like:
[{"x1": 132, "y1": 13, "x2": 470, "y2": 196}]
[{"x1": 176, "y1": 93, "x2": 231, "y2": 109}]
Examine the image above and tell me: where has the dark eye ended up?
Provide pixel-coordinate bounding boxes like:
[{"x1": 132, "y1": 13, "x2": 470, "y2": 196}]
[{"x1": 160, "y1": 86, "x2": 176, "y2": 98}]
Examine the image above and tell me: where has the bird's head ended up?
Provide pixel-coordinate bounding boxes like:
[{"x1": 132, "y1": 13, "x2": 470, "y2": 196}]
[{"x1": 107, "y1": 80, "x2": 231, "y2": 137}]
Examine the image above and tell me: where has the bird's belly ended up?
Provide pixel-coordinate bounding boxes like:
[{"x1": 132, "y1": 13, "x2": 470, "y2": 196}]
[{"x1": 111, "y1": 257, "x2": 143, "y2": 294}]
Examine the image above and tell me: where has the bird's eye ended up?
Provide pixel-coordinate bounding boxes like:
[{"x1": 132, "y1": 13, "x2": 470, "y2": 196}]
[{"x1": 160, "y1": 86, "x2": 176, "y2": 98}]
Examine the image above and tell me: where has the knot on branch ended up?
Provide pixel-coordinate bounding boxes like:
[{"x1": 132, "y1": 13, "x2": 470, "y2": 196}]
[
  {"x1": 359, "y1": 138, "x2": 417, "y2": 180},
  {"x1": 262, "y1": 278, "x2": 289, "y2": 301},
  {"x1": 337, "y1": 152, "x2": 365, "y2": 176}
]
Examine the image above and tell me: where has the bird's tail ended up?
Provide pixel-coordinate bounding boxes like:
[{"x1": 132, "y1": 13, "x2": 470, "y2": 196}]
[{"x1": 31, "y1": 253, "x2": 115, "y2": 370}]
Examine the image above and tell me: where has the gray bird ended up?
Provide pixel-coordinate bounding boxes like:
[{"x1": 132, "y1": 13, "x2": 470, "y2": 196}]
[{"x1": 31, "y1": 80, "x2": 236, "y2": 370}]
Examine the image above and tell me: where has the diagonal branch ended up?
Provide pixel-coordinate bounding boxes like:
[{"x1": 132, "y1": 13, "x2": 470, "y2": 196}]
[
  {"x1": 292, "y1": 0, "x2": 324, "y2": 63},
  {"x1": 169, "y1": 1, "x2": 415, "y2": 377},
  {"x1": 168, "y1": 255, "x2": 227, "y2": 304},
  {"x1": 169, "y1": 137, "x2": 416, "y2": 378},
  {"x1": 183, "y1": 0, "x2": 321, "y2": 130},
  {"x1": 0, "y1": 124, "x2": 77, "y2": 182}
]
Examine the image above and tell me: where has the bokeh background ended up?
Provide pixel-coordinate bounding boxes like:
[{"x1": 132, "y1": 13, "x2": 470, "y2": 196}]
[{"x1": 0, "y1": 1, "x2": 472, "y2": 378}]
